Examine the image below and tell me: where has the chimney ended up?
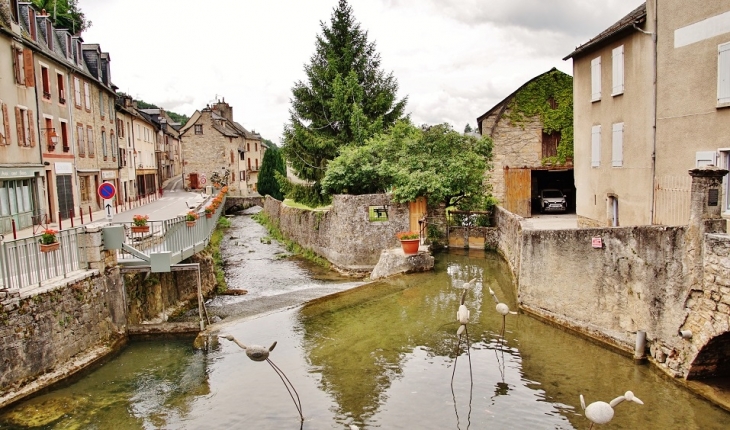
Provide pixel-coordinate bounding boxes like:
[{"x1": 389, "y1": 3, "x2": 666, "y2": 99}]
[{"x1": 213, "y1": 99, "x2": 233, "y2": 121}]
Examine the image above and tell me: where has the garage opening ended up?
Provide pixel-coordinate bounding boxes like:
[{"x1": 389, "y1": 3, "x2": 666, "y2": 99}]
[{"x1": 530, "y1": 168, "x2": 576, "y2": 214}]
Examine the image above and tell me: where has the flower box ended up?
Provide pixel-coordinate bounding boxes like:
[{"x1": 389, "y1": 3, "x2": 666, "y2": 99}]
[
  {"x1": 205, "y1": 213, "x2": 212, "y2": 219},
  {"x1": 40, "y1": 242, "x2": 60, "y2": 253},
  {"x1": 131, "y1": 225, "x2": 150, "y2": 233},
  {"x1": 186, "y1": 221, "x2": 196, "y2": 227}
]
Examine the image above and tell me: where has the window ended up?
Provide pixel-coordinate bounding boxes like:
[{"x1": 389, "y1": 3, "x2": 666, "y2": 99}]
[
  {"x1": 612, "y1": 45, "x2": 624, "y2": 96},
  {"x1": 76, "y1": 124, "x2": 85, "y2": 156},
  {"x1": 255, "y1": 159, "x2": 259, "y2": 170},
  {"x1": 101, "y1": 129, "x2": 107, "y2": 159},
  {"x1": 12, "y1": 47, "x2": 33, "y2": 87},
  {"x1": 73, "y1": 76, "x2": 81, "y2": 107},
  {"x1": 240, "y1": 170, "x2": 245, "y2": 181},
  {"x1": 41, "y1": 66, "x2": 51, "y2": 99},
  {"x1": 591, "y1": 57, "x2": 601, "y2": 102},
  {"x1": 65, "y1": 34, "x2": 72, "y2": 59},
  {"x1": 255, "y1": 142, "x2": 258, "y2": 152},
  {"x1": 87, "y1": 126, "x2": 95, "y2": 157},
  {"x1": 719, "y1": 42, "x2": 730, "y2": 105},
  {"x1": 28, "y1": 8, "x2": 36, "y2": 41},
  {"x1": 230, "y1": 150, "x2": 234, "y2": 164},
  {"x1": 14, "y1": 107, "x2": 35, "y2": 147},
  {"x1": 84, "y1": 82, "x2": 91, "y2": 111},
  {"x1": 79, "y1": 176, "x2": 91, "y2": 201},
  {"x1": 111, "y1": 131, "x2": 116, "y2": 161},
  {"x1": 591, "y1": 125, "x2": 601, "y2": 167},
  {"x1": 44, "y1": 117, "x2": 54, "y2": 148},
  {"x1": 45, "y1": 20, "x2": 53, "y2": 50},
  {"x1": 109, "y1": 97, "x2": 114, "y2": 122},
  {"x1": 247, "y1": 142, "x2": 250, "y2": 152},
  {"x1": 57, "y1": 72, "x2": 66, "y2": 104},
  {"x1": 0, "y1": 101, "x2": 9, "y2": 146},
  {"x1": 612, "y1": 123, "x2": 624, "y2": 167},
  {"x1": 99, "y1": 92, "x2": 105, "y2": 118},
  {"x1": 239, "y1": 151, "x2": 245, "y2": 160},
  {"x1": 60, "y1": 121, "x2": 69, "y2": 151},
  {"x1": 75, "y1": 39, "x2": 82, "y2": 65},
  {"x1": 721, "y1": 150, "x2": 730, "y2": 213},
  {"x1": 194, "y1": 124, "x2": 203, "y2": 135},
  {"x1": 248, "y1": 158, "x2": 251, "y2": 170}
]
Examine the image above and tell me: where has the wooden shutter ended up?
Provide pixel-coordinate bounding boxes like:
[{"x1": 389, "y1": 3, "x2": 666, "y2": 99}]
[
  {"x1": 591, "y1": 125, "x2": 601, "y2": 167},
  {"x1": 1, "y1": 103, "x2": 9, "y2": 145},
  {"x1": 15, "y1": 106, "x2": 23, "y2": 146},
  {"x1": 612, "y1": 45, "x2": 624, "y2": 95},
  {"x1": 719, "y1": 42, "x2": 730, "y2": 105},
  {"x1": 23, "y1": 49, "x2": 34, "y2": 87},
  {"x1": 591, "y1": 57, "x2": 601, "y2": 101},
  {"x1": 27, "y1": 110, "x2": 36, "y2": 147},
  {"x1": 612, "y1": 123, "x2": 624, "y2": 167}
]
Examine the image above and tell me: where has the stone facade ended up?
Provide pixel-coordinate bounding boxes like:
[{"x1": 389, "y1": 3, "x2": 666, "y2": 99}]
[
  {"x1": 179, "y1": 99, "x2": 264, "y2": 196},
  {"x1": 263, "y1": 194, "x2": 411, "y2": 272}
]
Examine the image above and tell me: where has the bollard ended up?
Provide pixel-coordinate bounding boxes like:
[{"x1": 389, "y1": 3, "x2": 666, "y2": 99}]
[
  {"x1": 70, "y1": 209, "x2": 74, "y2": 227},
  {"x1": 79, "y1": 206, "x2": 84, "y2": 224},
  {"x1": 58, "y1": 211, "x2": 62, "y2": 230},
  {"x1": 634, "y1": 330, "x2": 647, "y2": 364},
  {"x1": 11, "y1": 218, "x2": 16, "y2": 239},
  {"x1": 89, "y1": 206, "x2": 93, "y2": 222}
]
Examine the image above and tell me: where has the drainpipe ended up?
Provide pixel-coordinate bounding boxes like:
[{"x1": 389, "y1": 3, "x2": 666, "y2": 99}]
[
  {"x1": 634, "y1": 330, "x2": 647, "y2": 363},
  {"x1": 633, "y1": 2, "x2": 659, "y2": 224}
]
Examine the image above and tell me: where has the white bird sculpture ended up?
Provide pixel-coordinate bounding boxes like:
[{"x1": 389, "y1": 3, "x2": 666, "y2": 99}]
[
  {"x1": 580, "y1": 391, "x2": 644, "y2": 429},
  {"x1": 488, "y1": 287, "x2": 517, "y2": 316},
  {"x1": 220, "y1": 334, "x2": 303, "y2": 422},
  {"x1": 456, "y1": 290, "x2": 470, "y2": 336}
]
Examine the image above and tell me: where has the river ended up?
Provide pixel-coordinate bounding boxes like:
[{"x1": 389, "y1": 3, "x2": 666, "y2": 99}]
[{"x1": 0, "y1": 211, "x2": 728, "y2": 429}]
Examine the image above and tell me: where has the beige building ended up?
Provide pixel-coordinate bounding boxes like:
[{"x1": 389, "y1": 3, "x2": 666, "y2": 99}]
[
  {"x1": 566, "y1": 1, "x2": 730, "y2": 227},
  {"x1": 131, "y1": 107, "x2": 158, "y2": 197},
  {"x1": 477, "y1": 69, "x2": 575, "y2": 217},
  {"x1": 139, "y1": 108, "x2": 182, "y2": 186},
  {"x1": 0, "y1": 1, "x2": 44, "y2": 233},
  {"x1": 179, "y1": 99, "x2": 265, "y2": 195},
  {"x1": 115, "y1": 97, "x2": 137, "y2": 203}
]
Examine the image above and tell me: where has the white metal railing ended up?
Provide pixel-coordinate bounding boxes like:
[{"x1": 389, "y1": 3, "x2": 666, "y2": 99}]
[
  {"x1": 0, "y1": 227, "x2": 87, "y2": 290},
  {"x1": 114, "y1": 197, "x2": 225, "y2": 265}
]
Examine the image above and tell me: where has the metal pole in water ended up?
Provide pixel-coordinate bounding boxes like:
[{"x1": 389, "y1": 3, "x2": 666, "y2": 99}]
[{"x1": 634, "y1": 330, "x2": 647, "y2": 363}]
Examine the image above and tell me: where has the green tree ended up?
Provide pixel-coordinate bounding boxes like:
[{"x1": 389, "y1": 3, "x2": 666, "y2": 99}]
[
  {"x1": 464, "y1": 123, "x2": 473, "y2": 133},
  {"x1": 281, "y1": 0, "x2": 407, "y2": 203},
  {"x1": 257, "y1": 146, "x2": 286, "y2": 200},
  {"x1": 322, "y1": 121, "x2": 494, "y2": 209},
  {"x1": 31, "y1": 0, "x2": 91, "y2": 34}
]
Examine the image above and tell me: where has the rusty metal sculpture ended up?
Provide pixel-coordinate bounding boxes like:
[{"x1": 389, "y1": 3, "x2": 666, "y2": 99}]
[{"x1": 220, "y1": 334, "x2": 303, "y2": 423}]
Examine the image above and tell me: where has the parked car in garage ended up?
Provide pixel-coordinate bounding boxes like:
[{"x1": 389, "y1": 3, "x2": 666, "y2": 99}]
[{"x1": 539, "y1": 189, "x2": 567, "y2": 213}]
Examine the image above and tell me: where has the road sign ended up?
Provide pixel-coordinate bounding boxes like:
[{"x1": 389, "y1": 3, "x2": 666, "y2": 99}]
[
  {"x1": 98, "y1": 182, "x2": 117, "y2": 200},
  {"x1": 104, "y1": 199, "x2": 114, "y2": 220},
  {"x1": 200, "y1": 177, "x2": 207, "y2": 184}
]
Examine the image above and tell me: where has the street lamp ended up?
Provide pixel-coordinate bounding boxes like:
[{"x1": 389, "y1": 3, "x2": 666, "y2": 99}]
[{"x1": 41, "y1": 127, "x2": 58, "y2": 148}]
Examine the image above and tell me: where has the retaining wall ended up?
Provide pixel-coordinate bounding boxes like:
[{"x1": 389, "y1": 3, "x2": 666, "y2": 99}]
[{"x1": 263, "y1": 194, "x2": 410, "y2": 272}]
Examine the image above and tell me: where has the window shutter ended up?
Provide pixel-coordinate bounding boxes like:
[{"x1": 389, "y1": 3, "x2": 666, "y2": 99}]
[
  {"x1": 1, "y1": 103, "x2": 10, "y2": 145},
  {"x1": 15, "y1": 106, "x2": 22, "y2": 146},
  {"x1": 591, "y1": 57, "x2": 601, "y2": 101},
  {"x1": 27, "y1": 110, "x2": 36, "y2": 147},
  {"x1": 591, "y1": 125, "x2": 601, "y2": 167},
  {"x1": 612, "y1": 45, "x2": 624, "y2": 95},
  {"x1": 719, "y1": 42, "x2": 730, "y2": 104},
  {"x1": 612, "y1": 123, "x2": 624, "y2": 167},
  {"x1": 695, "y1": 151, "x2": 717, "y2": 167},
  {"x1": 23, "y1": 49, "x2": 34, "y2": 87}
]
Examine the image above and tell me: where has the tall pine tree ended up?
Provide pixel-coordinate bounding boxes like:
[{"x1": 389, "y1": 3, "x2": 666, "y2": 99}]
[
  {"x1": 281, "y1": 0, "x2": 406, "y2": 202},
  {"x1": 257, "y1": 146, "x2": 286, "y2": 200}
]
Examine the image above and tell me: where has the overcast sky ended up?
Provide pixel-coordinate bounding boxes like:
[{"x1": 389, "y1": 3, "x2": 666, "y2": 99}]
[{"x1": 81, "y1": 0, "x2": 642, "y2": 143}]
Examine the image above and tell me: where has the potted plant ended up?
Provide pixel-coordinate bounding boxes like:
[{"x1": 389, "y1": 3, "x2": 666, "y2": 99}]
[
  {"x1": 39, "y1": 228, "x2": 60, "y2": 253},
  {"x1": 186, "y1": 211, "x2": 199, "y2": 227},
  {"x1": 221, "y1": 186, "x2": 229, "y2": 194},
  {"x1": 204, "y1": 205, "x2": 214, "y2": 218},
  {"x1": 396, "y1": 231, "x2": 420, "y2": 255},
  {"x1": 131, "y1": 214, "x2": 150, "y2": 233}
]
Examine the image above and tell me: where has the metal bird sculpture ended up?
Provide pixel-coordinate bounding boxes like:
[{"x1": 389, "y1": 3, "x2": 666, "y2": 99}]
[
  {"x1": 488, "y1": 287, "x2": 517, "y2": 343},
  {"x1": 220, "y1": 334, "x2": 303, "y2": 423},
  {"x1": 580, "y1": 391, "x2": 644, "y2": 429},
  {"x1": 451, "y1": 288, "x2": 474, "y2": 430}
]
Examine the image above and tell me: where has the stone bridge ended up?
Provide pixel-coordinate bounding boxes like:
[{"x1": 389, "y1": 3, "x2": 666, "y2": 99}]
[{"x1": 224, "y1": 196, "x2": 264, "y2": 213}]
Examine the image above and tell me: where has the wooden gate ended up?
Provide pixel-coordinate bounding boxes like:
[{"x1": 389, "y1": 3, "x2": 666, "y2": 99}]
[
  {"x1": 504, "y1": 168, "x2": 532, "y2": 217},
  {"x1": 409, "y1": 197, "x2": 427, "y2": 233},
  {"x1": 189, "y1": 173, "x2": 199, "y2": 190}
]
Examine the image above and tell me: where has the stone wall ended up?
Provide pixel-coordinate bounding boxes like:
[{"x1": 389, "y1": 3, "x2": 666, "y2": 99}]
[
  {"x1": 517, "y1": 226, "x2": 689, "y2": 355},
  {"x1": 0, "y1": 269, "x2": 125, "y2": 399},
  {"x1": 493, "y1": 206, "x2": 523, "y2": 280},
  {"x1": 263, "y1": 194, "x2": 410, "y2": 272}
]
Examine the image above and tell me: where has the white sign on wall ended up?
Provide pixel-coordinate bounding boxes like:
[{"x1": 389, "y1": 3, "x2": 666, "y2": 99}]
[{"x1": 55, "y1": 162, "x2": 73, "y2": 174}]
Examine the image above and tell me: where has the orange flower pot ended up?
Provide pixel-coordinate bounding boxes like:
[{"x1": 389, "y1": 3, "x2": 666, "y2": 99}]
[{"x1": 399, "y1": 239, "x2": 420, "y2": 255}]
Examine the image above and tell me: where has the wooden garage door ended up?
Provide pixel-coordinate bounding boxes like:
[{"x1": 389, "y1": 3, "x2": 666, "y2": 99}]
[{"x1": 504, "y1": 168, "x2": 531, "y2": 217}]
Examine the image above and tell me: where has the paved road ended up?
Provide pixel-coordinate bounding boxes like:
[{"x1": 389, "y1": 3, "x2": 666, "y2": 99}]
[
  {"x1": 110, "y1": 188, "x2": 206, "y2": 223},
  {"x1": 521, "y1": 213, "x2": 578, "y2": 230}
]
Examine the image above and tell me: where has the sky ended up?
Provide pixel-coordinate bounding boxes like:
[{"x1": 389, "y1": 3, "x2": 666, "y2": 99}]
[{"x1": 80, "y1": 0, "x2": 643, "y2": 144}]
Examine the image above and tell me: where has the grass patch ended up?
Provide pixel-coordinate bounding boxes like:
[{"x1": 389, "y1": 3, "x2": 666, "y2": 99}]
[
  {"x1": 208, "y1": 217, "x2": 232, "y2": 293},
  {"x1": 282, "y1": 199, "x2": 331, "y2": 211},
  {"x1": 252, "y1": 212, "x2": 331, "y2": 269}
]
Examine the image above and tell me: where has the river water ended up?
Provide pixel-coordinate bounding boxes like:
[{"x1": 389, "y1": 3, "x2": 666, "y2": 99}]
[{"x1": 1, "y1": 212, "x2": 729, "y2": 429}]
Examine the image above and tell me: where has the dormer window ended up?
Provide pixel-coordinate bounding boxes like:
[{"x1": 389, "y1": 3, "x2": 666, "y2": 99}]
[
  {"x1": 10, "y1": 0, "x2": 19, "y2": 23},
  {"x1": 65, "y1": 33, "x2": 72, "y2": 59},
  {"x1": 75, "y1": 39, "x2": 83, "y2": 65},
  {"x1": 28, "y1": 8, "x2": 37, "y2": 41},
  {"x1": 46, "y1": 20, "x2": 54, "y2": 50}
]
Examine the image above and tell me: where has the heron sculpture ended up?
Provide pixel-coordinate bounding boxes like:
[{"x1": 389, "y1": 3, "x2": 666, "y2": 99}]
[
  {"x1": 488, "y1": 287, "x2": 517, "y2": 342},
  {"x1": 220, "y1": 334, "x2": 303, "y2": 423},
  {"x1": 452, "y1": 287, "x2": 474, "y2": 430},
  {"x1": 579, "y1": 391, "x2": 644, "y2": 429}
]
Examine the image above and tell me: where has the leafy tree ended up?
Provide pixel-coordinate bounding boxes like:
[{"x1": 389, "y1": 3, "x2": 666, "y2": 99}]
[
  {"x1": 31, "y1": 0, "x2": 91, "y2": 34},
  {"x1": 281, "y1": 0, "x2": 407, "y2": 202},
  {"x1": 464, "y1": 123, "x2": 473, "y2": 133},
  {"x1": 322, "y1": 121, "x2": 494, "y2": 209},
  {"x1": 257, "y1": 146, "x2": 286, "y2": 200}
]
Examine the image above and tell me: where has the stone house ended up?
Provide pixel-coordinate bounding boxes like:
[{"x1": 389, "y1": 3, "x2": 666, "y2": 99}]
[
  {"x1": 564, "y1": 0, "x2": 730, "y2": 227},
  {"x1": 179, "y1": 99, "x2": 265, "y2": 195},
  {"x1": 476, "y1": 68, "x2": 574, "y2": 217}
]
